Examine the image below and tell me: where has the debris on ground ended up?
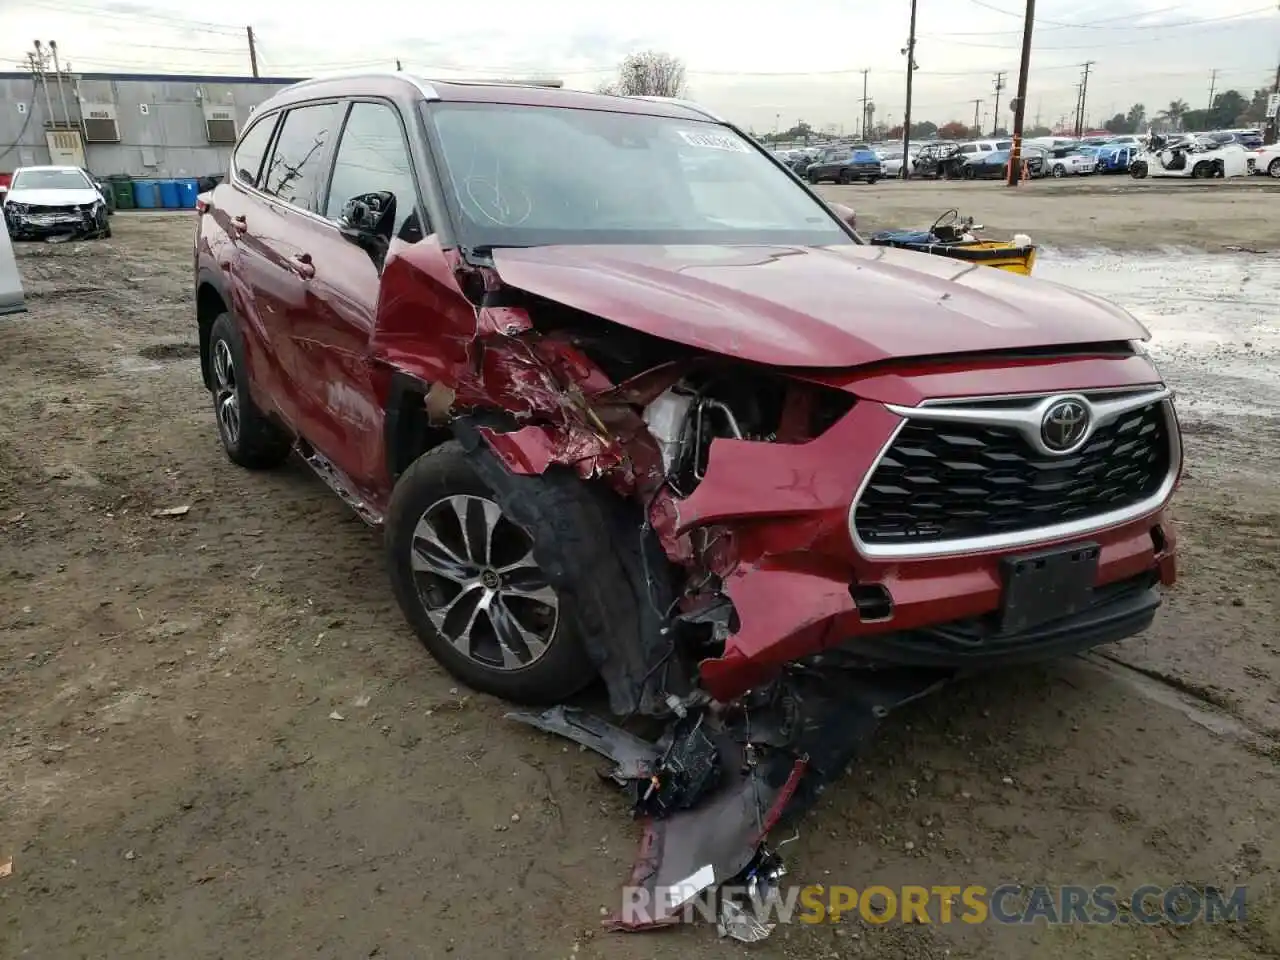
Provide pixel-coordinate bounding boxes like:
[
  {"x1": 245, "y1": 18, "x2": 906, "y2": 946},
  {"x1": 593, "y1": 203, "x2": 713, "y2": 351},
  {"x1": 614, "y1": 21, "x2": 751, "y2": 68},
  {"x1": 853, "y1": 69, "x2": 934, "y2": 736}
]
[
  {"x1": 150, "y1": 505, "x2": 191, "y2": 518},
  {"x1": 0, "y1": 857, "x2": 12, "y2": 878}
]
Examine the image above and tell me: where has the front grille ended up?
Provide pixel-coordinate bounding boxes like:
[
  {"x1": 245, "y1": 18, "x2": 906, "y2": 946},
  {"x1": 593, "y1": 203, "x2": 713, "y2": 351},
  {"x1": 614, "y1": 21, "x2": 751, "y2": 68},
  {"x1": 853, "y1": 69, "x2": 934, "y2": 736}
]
[
  {"x1": 25, "y1": 204, "x2": 87, "y2": 215},
  {"x1": 854, "y1": 400, "x2": 1172, "y2": 546}
]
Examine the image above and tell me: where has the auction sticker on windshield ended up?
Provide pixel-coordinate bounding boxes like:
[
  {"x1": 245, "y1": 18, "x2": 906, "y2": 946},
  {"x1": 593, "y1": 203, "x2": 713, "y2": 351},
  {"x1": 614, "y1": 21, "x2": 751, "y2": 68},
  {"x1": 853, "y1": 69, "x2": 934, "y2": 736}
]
[{"x1": 677, "y1": 130, "x2": 750, "y2": 152}]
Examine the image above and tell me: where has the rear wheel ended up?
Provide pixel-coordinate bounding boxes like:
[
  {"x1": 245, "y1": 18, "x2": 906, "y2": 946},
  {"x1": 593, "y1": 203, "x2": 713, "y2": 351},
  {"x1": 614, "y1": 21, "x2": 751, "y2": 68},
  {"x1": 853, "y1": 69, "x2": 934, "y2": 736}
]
[
  {"x1": 1130, "y1": 161, "x2": 1148, "y2": 179},
  {"x1": 1271, "y1": 158, "x2": 1280, "y2": 178},
  {"x1": 386, "y1": 443, "x2": 598, "y2": 704},
  {"x1": 1191, "y1": 161, "x2": 1211, "y2": 179},
  {"x1": 206, "y1": 312, "x2": 292, "y2": 469},
  {"x1": 837, "y1": 169, "x2": 851, "y2": 184},
  {"x1": 963, "y1": 166, "x2": 976, "y2": 180},
  {"x1": 866, "y1": 176, "x2": 879, "y2": 185}
]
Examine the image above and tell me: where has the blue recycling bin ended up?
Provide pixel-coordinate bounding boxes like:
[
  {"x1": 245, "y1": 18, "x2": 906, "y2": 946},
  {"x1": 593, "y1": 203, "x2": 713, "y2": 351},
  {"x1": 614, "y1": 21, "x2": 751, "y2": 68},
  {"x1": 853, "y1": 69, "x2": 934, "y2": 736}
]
[
  {"x1": 176, "y1": 178, "x2": 199, "y2": 208},
  {"x1": 158, "y1": 179, "x2": 181, "y2": 209},
  {"x1": 132, "y1": 179, "x2": 160, "y2": 209}
]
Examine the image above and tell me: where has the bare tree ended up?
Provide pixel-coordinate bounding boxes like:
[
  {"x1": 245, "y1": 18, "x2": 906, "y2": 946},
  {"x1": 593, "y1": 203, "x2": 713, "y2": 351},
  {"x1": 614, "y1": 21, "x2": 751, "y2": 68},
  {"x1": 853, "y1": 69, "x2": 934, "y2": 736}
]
[{"x1": 597, "y1": 51, "x2": 688, "y2": 98}]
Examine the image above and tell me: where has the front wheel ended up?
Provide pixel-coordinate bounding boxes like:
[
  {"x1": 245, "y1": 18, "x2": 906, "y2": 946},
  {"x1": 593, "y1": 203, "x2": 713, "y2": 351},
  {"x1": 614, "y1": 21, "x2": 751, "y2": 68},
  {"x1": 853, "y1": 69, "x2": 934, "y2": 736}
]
[
  {"x1": 206, "y1": 312, "x2": 292, "y2": 469},
  {"x1": 837, "y1": 170, "x2": 851, "y2": 184},
  {"x1": 1270, "y1": 158, "x2": 1280, "y2": 179},
  {"x1": 1130, "y1": 161, "x2": 1148, "y2": 179},
  {"x1": 386, "y1": 443, "x2": 598, "y2": 704},
  {"x1": 866, "y1": 176, "x2": 879, "y2": 185},
  {"x1": 1191, "y1": 161, "x2": 1211, "y2": 179},
  {"x1": 1052, "y1": 164, "x2": 1066, "y2": 178},
  {"x1": 808, "y1": 172, "x2": 820, "y2": 184}
]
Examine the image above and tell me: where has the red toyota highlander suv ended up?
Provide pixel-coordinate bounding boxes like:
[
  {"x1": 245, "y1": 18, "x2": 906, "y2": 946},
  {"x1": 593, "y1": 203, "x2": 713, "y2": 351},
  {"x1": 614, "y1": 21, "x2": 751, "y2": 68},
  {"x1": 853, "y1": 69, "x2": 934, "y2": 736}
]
[{"x1": 193, "y1": 73, "x2": 1180, "y2": 725}]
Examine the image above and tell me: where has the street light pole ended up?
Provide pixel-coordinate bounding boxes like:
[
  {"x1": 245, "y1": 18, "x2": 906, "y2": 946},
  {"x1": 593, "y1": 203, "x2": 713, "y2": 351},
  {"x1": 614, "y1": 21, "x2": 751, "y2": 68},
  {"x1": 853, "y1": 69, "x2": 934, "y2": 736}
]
[
  {"x1": 900, "y1": 0, "x2": 919, "y2": 179},
  {"x1": 1005, "y1": 0, "x2": 1036, "y2": 187}
]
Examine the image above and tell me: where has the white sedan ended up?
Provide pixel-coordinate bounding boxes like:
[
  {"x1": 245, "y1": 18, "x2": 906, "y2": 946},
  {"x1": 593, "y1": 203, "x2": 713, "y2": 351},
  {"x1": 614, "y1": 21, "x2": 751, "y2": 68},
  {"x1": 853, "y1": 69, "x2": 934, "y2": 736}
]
[
  {"x1": 880, "y1": 153, "x2": 907, "y2": 176},
  {"x1": 1251, "y1": 143, "x2": 1280, "y2": 177},
  {"x1": 1046, "y1": 150, "x2": 1097, "y2": 177},
  {"x1": 2, "y1": 165, "x2": 111, "y2": 241}
]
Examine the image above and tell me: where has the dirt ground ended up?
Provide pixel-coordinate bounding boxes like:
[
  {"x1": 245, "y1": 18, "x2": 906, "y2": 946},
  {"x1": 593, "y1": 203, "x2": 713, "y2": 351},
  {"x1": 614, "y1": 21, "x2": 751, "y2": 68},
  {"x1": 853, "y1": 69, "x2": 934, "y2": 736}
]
[
  {"x1": 822, "y1": 176, "x2": 1280, "y2": 253},
  {"x1": 3, "y1": 180, "x2": 1280, "y2": 959}
]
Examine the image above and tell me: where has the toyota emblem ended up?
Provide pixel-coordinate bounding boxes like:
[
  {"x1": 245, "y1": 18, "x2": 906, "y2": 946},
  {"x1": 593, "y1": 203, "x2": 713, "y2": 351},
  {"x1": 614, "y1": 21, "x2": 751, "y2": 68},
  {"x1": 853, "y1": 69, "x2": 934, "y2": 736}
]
[{"x1": 1041, "y1": 399, "x2": 1090, "y2": 452}]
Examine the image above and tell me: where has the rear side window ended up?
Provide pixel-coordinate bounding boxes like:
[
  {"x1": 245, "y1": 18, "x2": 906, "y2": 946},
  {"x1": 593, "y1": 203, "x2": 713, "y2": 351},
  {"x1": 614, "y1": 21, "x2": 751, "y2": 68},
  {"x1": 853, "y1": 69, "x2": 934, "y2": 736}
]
[
  {"x1": 261, "y1": 102, "x2": 342, "y2": 211},
  {"x1": 323, "y1": 101, "x2": 425, "y2": 240},
  {"x1": 233, "y1": 115, "x2": 277, "y2": 187}
]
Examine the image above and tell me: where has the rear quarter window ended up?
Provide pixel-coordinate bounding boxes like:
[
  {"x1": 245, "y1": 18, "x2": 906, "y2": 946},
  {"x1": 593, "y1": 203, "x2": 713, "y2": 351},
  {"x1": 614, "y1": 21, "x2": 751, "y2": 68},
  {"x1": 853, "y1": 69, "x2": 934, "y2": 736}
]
[{"x1": 233, "y1": 114, "x2": 278, "y2": 187}]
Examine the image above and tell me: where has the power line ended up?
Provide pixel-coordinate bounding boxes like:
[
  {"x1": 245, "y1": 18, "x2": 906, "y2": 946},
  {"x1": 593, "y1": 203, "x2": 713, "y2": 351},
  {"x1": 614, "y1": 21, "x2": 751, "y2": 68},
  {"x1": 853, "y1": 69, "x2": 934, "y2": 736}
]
[
  {"x1": 25, "y1": 0, "x2": 243, "y2": 35},
  {"x1": 957, "y1": 0, "x2": 1271, "y2": 31}
]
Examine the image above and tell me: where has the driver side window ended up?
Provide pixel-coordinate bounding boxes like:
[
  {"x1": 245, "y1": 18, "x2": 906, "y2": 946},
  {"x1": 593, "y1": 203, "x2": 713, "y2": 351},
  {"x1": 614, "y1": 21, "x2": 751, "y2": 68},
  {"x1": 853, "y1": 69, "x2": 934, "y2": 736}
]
[{"x1": 324, "y1": 100, "x2": 426, "y2": 241}]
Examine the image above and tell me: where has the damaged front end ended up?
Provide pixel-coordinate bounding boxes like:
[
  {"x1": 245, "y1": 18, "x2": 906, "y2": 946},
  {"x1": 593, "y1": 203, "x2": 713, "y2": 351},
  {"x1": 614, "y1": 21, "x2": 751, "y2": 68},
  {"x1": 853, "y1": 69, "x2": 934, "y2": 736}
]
[
  {"x1": 375, "y1": 239, "x2": 1173, "y2": 940},
  {"x1": 389, "y1": 251, "x2": 943, "y2": 939}
]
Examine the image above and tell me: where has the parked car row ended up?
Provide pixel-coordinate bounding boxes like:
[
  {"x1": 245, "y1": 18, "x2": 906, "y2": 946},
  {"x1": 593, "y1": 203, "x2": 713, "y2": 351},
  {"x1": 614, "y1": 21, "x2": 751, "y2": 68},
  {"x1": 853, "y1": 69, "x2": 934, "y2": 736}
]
[{"x1": 770, "y1": 126, "x2": 1270, "y2": 185}]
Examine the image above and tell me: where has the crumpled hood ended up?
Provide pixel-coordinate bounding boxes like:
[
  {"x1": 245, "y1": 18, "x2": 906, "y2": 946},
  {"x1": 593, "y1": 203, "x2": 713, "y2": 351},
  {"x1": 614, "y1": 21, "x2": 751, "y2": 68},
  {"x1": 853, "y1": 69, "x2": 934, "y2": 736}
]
[
  {"x1": 490, "y1": 243, "x2": 1148, "y2": 368},
  {"x1": 5, "y1": 187, "x2": 100, "y2": 207}
]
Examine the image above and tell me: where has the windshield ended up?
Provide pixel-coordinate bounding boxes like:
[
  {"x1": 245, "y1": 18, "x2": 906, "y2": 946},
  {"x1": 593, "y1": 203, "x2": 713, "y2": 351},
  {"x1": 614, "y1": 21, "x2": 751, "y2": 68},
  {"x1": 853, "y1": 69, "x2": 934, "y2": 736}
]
[
  {"x1": 426, "y1": 103, "x2": 853, "y2": 249},
  {"x1": 12, "y1": 168, "x2": 91, "y2": 191}
]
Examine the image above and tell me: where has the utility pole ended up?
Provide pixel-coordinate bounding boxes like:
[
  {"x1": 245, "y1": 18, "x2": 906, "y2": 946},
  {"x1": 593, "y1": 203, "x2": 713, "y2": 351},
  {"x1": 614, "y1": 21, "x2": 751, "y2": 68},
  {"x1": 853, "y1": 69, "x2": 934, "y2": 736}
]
[
  {"x1": 1266, "y1": 59, "x2": 1279, "y2": 146},
  {"x1": 1073, "y1": 83, "x2": 1084, "y2": 136},
  {"x1": 246, "y1": 26, "x2": 259, "y2": 78},
  {"x1": 900, "y1": 0, "x2": 919, "y2": 178},
  {"x1": 396, "y1": 59, "x2": 403, "y2": 71},
  {"x1": 1206, "y1": 67, "x2": 1218, "y2": 114},
  {"x1": 1005, "y1": 0, "x2": 1036, "y2": 186},
  {"x1": 992, "y1": 71, "x2": 1006, "y2": 135},
  {"x1": 971, "y1": 98, "x2": 983, "y2": 136},
  {"x1": 858, "y1": 69, "x2": 870, "y2": 139},
  {"x1": 1076, "y1": 61, "x2": 1095, "y2": 136}
]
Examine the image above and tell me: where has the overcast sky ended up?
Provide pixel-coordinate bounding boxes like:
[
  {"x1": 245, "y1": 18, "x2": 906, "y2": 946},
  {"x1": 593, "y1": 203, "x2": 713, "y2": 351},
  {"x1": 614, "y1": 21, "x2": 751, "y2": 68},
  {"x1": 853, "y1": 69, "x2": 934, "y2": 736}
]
[{"x1": 2, "y1": 0, "x2": 1276, "y2": 132}]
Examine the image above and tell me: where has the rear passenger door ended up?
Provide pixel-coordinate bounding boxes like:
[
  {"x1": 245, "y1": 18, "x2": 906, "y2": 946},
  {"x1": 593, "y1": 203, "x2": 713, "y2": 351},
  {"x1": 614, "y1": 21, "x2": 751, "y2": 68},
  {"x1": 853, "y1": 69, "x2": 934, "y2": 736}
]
[
  {"x1": 291, "y1": 98, "x2": 428, "y2": 488},
  {"x1": 251, "y1": 101, "x2": 344, "y2": 422},
  {"x1": 215, "y1": 111, "x2": 295, "y2": 420}
]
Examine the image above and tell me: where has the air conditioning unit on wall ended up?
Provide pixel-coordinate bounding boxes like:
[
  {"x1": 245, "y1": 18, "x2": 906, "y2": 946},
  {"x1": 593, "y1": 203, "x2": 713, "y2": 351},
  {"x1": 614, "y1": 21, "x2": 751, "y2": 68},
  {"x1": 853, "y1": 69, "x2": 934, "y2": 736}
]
[
  {"x1": 81, "y1": 101, "x2": 120, "y2": 142},
  {"x1": 203, "y1": 104, "x2": 238, "y2": 143}
]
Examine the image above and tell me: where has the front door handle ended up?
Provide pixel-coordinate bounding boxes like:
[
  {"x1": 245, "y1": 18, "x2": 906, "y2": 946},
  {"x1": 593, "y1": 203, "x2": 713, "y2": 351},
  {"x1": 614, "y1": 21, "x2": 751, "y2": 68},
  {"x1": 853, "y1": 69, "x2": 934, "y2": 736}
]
[
  {"x1": 230, "y1": 214, "x2": 247, "y2": 235},
  {"x1": 290, "y1": 252, "x2": 315, "y2": 280}
]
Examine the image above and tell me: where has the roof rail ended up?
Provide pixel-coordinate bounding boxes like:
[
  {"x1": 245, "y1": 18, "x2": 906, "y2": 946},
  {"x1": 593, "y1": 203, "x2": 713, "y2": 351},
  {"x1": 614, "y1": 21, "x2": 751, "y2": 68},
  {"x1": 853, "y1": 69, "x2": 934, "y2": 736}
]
[
  {"x1": 445, "y1": 77, "x2": 564, "y2": 88},
  {"x1": 286, "y1": 69, "x2": 439, "y2": 100},
  {"x1": 628, "y1": 95, "x2": 724, "y2": 123}
]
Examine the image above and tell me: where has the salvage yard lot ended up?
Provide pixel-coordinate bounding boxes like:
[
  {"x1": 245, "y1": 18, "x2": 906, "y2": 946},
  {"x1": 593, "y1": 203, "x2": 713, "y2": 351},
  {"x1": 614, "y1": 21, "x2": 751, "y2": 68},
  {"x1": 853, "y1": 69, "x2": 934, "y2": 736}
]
[{"x1": 3, "y1": 181, "x2": 1280, "y2": 959}]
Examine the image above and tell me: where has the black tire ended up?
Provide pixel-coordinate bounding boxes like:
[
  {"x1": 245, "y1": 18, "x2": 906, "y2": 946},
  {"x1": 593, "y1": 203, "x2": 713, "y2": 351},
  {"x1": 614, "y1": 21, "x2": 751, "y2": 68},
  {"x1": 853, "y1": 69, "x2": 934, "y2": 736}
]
[
  {"x1": 101, "y1": 225, "x2": 112, "y2": 239},
  {"x1": 1052, "y1": 164, "x2": 1066, "y2": 178},
  {"x1": 963, "y1": 166, "x2": 976, "y2": 180},
  {"x1": 807, "y1": 172, "x2": 820, "y2": 184},
  {"x1": 866, "y1": 176, "x2": 879, "y2": 185},
  {"x1": 1191, "y1": 161, "x2": 1210, "y2": 179},
  {"x1": 385, "y1": 442, "x2": 598, "y2": 704},
  {"x1": 837, "y1": 170, "x2": 851, "y2": 184},
  {"x1": 207, "y1": 312, "x2": 292, "y2": 469},
  {"x1": 1130, "y1": 161, "x2": 1148, "y2": 179},
  {"x1": 1269, "y1": 158, "x2": 1280, "y2": 179}
]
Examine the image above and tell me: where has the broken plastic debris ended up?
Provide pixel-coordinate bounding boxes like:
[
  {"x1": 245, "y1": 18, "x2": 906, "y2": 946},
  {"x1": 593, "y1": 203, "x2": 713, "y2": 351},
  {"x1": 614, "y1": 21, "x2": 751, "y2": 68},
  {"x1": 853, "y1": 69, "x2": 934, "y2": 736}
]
[
  {"x1": 329, "y1": 711, "x2": 345, "y2": 721},
  {"x1": 717, "y1": 846, "x2": 787, "y2": 942},
  {"x1": 0, "y1": 858, "x2": 12, "y2": 878},
  {"x1": 151, "y1": 505, "x2": 191, "y2": 518}
]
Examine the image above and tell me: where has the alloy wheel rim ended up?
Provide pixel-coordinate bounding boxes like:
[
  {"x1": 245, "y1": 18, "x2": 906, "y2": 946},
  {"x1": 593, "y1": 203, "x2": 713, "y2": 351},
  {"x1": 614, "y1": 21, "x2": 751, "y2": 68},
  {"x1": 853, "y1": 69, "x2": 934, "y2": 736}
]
[
  {"x1": 212, "y1": 339, "x2": 240, "y2": 445},
  {"x1": 410, "y1": 494, "x2": 559, "y2": 671}
]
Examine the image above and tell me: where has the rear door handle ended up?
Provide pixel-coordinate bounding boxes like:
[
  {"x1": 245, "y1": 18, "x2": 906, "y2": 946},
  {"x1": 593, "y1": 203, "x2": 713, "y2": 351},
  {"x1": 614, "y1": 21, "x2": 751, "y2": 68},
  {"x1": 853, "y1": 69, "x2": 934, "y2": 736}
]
[
  {"x1": 290, "y1": 253, "x2": 315, "y2": 279},
  {"x1": 230, "y1": 214, "x2": 247, "y2": 234}
]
